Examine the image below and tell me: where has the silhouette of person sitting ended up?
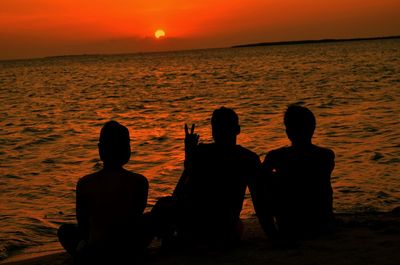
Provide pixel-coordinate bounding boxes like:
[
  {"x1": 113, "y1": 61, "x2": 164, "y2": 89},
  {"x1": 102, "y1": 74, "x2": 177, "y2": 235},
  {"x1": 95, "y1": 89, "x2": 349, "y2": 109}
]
[
  {"x1": 166, "y1": 107, "x2": 261, "y2": 247},
  {"x1": 256, "y1": 105, "x2": 335, "y2": 242},
  {"x1": 57, "y1": 121, "x2": 150, "y2": 262}
]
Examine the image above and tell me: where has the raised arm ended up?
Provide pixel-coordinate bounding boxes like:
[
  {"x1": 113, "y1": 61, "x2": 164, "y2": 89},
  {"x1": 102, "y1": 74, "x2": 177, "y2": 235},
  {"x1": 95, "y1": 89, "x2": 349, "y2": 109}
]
[
  {"x1": 184, "y1": 123, "x2": 200, "y2": 166},
  {"x1": 173, "y1": 124, "x2": 199, "y2": 199}
]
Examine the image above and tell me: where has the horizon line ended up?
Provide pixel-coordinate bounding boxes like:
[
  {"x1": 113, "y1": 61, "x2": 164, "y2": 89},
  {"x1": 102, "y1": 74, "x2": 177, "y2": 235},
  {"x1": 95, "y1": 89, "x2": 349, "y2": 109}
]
[{"x1": 1, "y1": 34, "x2": 399, "y2": 63}]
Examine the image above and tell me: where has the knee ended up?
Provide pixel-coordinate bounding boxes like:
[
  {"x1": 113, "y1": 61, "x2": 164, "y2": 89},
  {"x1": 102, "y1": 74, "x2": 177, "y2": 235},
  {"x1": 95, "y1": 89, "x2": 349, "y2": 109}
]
[
  {"x1": 57, "y1": 224, "x2": 67, "y2": 240},
  {"x1": 57, "y1": 223, "x2": 77, "y2": 241}
]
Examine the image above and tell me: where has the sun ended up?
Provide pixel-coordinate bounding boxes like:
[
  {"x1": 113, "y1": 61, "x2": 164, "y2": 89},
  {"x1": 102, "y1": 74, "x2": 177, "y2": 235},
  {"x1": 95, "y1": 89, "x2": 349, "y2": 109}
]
[{"x1": 154, "y1": 29, "x2": 166, "y2": 39}]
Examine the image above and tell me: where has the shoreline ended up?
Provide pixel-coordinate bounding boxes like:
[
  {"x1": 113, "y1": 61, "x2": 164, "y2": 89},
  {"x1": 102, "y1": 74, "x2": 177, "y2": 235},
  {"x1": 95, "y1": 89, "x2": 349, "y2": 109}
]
[
  {"x1": 232, "y1": 35, "x2": 400, "y2": 48},
  {"x1": 2, "y1": 209, "x2": 399, "y2": 265}
]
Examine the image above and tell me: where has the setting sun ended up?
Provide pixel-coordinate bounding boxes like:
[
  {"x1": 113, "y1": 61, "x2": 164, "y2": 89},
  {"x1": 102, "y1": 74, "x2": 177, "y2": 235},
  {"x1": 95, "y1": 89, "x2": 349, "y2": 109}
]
[{"x1": 155, "y1": 29, "x2": 166, "y2": 39}]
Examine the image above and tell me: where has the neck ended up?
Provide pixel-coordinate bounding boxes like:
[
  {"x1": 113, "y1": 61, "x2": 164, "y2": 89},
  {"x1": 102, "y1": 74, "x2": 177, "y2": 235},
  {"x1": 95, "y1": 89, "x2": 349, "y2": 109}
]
[
  {"x1": 214, "y1": 135, "x2": 237, "y2": 146},
  {"x1": 291, "y1": 141, "x2": 312, "y2": 148},
  {"x1": 103, "y1": 163, "x2": 123, "y2": 171},
  {"x1": 215, "y1": 141, "x2": 236, "y2": 148}
]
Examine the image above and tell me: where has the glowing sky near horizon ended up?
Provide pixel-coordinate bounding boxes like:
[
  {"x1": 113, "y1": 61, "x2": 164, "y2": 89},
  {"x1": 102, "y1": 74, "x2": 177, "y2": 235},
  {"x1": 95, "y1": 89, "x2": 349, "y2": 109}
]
[{"x1": 0, "y1": 0, "x2": 399, "y2": 59}]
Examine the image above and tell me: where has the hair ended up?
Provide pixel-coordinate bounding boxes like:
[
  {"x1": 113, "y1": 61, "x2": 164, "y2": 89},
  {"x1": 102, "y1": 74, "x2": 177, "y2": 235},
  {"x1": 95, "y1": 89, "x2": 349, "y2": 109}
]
[
  {"x1": 99, "y1": 121, "x2": 131, "y2": 166},
  {"x1": 211, "y1": 107, "x2": 239, "y2": 128},
  {"x1": 211, "y1": 107, "x2": 240, "y2": 145},
  {"x1": 284, "y1": 104, "x2": 316, "y2": 143}
]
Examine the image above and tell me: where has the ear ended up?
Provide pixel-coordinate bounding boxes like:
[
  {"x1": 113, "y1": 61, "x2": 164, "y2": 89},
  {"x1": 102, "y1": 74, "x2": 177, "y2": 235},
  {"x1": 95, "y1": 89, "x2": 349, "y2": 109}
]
[
  {"x1": 98, "y1": 143, "x2": 105, "y2": 162},
  {"x1": 285, "y1": 128, "x2": 294, "y2": 143},
  {"x1": 236, "y1": 125, "x2": 241, "y2": 135}
]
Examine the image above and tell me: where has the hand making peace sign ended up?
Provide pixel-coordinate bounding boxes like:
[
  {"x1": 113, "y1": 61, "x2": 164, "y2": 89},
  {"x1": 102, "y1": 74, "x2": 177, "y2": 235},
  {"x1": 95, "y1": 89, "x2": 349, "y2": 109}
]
[{"x1": 184, "y1": 123, "x2": 200, "y2": 157}]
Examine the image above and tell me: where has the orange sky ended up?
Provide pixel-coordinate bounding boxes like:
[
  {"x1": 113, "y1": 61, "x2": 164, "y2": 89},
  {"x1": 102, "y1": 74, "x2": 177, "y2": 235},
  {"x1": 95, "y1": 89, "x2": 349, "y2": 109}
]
[{"x1": 0, "y1": 0, "x2": 399, "y2": 60}]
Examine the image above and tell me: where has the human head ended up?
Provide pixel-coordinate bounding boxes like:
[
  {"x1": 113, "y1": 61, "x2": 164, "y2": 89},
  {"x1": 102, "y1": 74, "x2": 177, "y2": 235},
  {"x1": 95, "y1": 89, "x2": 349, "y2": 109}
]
[
  {"x1": 284, "y1": 105, "x2": 316, "y2": 145},
  {"x1": 211, "y1": 107, "x2": 240, "y2": 146},
  {"x1": 98, "y1": 121, "x2": 131, "y2": 167}
]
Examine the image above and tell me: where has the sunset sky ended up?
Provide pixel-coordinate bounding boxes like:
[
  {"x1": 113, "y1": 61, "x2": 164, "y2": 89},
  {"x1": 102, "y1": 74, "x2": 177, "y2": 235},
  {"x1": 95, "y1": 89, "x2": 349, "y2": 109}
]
[{"x1": 1, "y1": 0, "x2": 399, "y2": 60}]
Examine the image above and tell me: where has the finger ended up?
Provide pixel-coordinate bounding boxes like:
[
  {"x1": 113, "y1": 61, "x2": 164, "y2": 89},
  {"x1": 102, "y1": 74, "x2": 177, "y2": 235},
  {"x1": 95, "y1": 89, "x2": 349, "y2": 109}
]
[
  {"x1": 185, "y1": 124, "x2": 189, "y2": 136},
  {"x1": 191, "y1": 124, "x2": 195, "y2": 135}
]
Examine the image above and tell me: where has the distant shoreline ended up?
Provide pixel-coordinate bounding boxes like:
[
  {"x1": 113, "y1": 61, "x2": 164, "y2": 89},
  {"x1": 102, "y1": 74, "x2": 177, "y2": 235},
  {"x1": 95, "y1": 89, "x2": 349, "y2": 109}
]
[
  {"x1": 232, "y1": 35, "x2": 400, "y2": 48},
  {"x1": 1, "y1": 35, "x2": 399, "y2": 62}
]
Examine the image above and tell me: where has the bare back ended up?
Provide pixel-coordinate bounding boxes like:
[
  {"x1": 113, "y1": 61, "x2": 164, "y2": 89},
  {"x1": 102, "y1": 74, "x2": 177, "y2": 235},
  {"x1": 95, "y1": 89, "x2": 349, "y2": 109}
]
[
  {"x1": 260, "y1": 144, "x2": 335, "y2": 229},
  {"x1": 76, "y1": 168, "x2": 148, "y2": 248}
]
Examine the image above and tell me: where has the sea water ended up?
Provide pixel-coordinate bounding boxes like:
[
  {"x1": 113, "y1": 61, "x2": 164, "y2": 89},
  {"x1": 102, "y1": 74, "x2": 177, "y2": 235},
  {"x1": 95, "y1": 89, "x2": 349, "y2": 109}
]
[{"x1": 0, "y1": 39, "x2": 399, "y2": 260}]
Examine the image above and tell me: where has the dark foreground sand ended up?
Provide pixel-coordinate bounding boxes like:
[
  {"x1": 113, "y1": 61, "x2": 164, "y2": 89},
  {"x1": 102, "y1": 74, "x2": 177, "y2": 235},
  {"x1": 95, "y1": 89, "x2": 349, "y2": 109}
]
[{"x1": 2, "y1": 211, "x2": 400, "y2": 265}]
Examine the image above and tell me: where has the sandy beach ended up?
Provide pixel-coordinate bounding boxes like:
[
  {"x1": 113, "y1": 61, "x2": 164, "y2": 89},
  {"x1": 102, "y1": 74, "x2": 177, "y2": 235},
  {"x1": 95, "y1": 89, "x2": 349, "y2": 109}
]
[{"x1": 2, "y1": 210, "x2": 399, "y2": 265}]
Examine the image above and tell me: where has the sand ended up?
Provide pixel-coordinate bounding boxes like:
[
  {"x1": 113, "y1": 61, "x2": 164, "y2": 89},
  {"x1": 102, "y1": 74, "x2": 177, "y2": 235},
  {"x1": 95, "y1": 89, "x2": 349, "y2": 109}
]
[{"x1": 2, "y1": 210, "x2": 399, "y2": 265}]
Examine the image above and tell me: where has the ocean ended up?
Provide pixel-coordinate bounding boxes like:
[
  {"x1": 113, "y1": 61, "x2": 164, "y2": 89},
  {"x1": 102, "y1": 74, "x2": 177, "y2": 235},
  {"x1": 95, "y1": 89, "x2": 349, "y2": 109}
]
[{"x1": 0, "y1": 39, "x2": 399, "y2": 260}]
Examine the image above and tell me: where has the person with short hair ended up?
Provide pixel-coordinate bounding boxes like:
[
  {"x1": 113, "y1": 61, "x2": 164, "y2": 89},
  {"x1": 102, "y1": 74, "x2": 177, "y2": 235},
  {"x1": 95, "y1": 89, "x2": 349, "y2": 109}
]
[
  {"x1": 256, "y1": 105, "x2": 335, "y2": 242},
  {"x1": 57, "y1": 121, "x2": 150, "y2": 262},
  {"x1": 171, "y1": 107, "x2": 261, "y2": 247}
]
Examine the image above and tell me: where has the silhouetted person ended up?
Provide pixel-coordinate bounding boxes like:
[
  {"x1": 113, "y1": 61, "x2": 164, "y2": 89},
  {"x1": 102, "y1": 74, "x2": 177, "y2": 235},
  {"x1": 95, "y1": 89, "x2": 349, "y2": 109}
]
[
  {"x1": 165, "y1": 107, "x2": 261, "y2": 247},
  {"x1": 57, "y1": 121, "x2": 150, "y2": 263},
  {"x1": 256, "y1": 105, "x2": 335, "y2": 243}
]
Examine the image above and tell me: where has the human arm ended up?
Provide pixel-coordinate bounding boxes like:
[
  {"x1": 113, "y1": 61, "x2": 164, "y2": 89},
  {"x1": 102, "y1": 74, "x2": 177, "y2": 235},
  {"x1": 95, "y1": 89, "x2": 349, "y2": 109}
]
[
  {"x1": 324, "y1": 149, "x2": 335, "y2": 219},
  {"x1": 184, "y1": 123, "x2": 200, "y2": 168},
  {"x1": 76, "y1": 180, "x2": 90, "y2": 241},
  {"x1": 253, "y1": 152, "x2": 279, "y2": 240},
  {"x1": 137, "y1": 176, "x2": 149, "y2": 214},
  {"x1": 172, "y1": 169, "x2": 188, "y2": 199},
  {"x1": 247, "y1": 154, "x2": 262, "y2": 218},
  {"x1": 173, "y1": 124, "x2": 199, "y2": 199}
]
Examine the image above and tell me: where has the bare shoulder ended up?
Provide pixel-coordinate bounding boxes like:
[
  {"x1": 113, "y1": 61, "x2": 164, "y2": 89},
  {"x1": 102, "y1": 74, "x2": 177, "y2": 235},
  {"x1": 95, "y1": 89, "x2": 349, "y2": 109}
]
[
  {"x1": 264, "y1": 146, "x2": 289, "y2": 161},
  {"x1": 77, "y1": 171, "x2": 101, "y2": 189},
  {"x1": 77, "y1": 170, "x2": 148, "y2": 190},
  {"x1": 124, "y1": 170, "x2": 148, "y2": 186},
  {"x1": 313, "y1": 145, "x2": 335, "y2": 160},
  {"x1": 126, "y1": 170, "x2": 147, "y2": 180},
  {"x1": 237, "y1": 145, "x2": 261, "y2": 163}
]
